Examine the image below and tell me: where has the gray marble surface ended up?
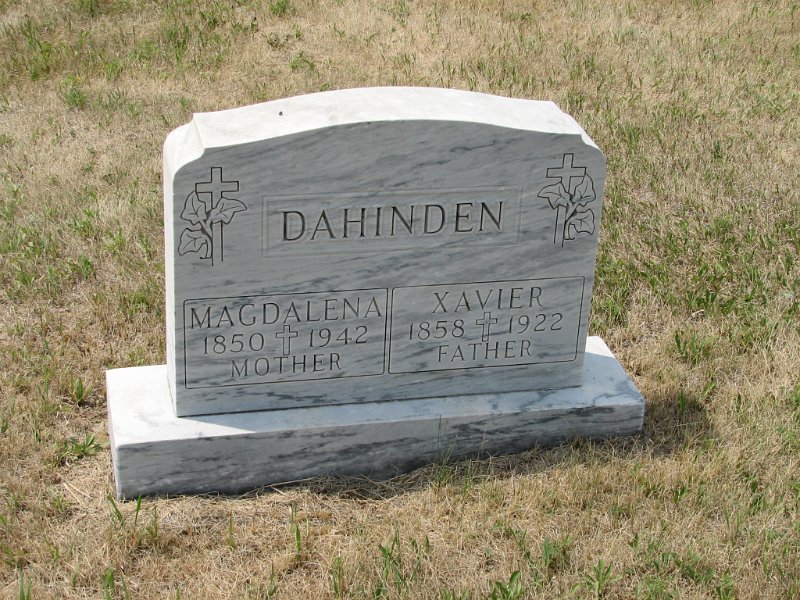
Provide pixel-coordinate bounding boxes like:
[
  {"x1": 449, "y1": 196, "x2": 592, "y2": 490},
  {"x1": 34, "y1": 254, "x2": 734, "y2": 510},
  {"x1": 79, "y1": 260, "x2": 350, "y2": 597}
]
[
  {"x1": 107, "y1": 336, "x2": 643, "y2": 499},
  {"x1": 163, "y1": 88, "x2": 606, "y2": 416}
]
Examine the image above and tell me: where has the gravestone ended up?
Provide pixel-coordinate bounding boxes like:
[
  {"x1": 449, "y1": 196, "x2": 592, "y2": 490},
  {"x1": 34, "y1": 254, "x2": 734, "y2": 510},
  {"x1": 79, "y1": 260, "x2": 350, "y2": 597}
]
[{"x1": 106, "y1": 87, "x2": 644, "y2": 498}]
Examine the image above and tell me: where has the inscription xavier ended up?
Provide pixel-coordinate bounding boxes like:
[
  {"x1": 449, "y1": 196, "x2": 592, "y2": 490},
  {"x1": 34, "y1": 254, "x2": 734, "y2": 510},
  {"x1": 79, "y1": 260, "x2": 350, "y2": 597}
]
[{"x1": 389, "y1": 278, "x2": 585, "y2": 374}]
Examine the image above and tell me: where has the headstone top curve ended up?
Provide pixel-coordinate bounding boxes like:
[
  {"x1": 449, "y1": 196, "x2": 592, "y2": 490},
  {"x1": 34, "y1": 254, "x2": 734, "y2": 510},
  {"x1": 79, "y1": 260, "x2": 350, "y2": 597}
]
[{"x1": 167, "y1": 88, "x2": 598, "y2": 168}]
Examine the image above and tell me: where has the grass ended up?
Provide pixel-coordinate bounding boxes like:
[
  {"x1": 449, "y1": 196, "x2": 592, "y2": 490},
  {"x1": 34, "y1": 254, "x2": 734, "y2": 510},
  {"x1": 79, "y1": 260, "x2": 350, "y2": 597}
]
[{"x1": 0, "y1": 0, "x2": 798, "y2": 597}]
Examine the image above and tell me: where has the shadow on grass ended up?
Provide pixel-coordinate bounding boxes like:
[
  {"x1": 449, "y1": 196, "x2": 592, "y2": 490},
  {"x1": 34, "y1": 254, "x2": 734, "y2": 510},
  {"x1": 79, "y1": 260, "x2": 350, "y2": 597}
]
[{"x1": 254, "y1": 388, "x2": 714, "y2": 501}]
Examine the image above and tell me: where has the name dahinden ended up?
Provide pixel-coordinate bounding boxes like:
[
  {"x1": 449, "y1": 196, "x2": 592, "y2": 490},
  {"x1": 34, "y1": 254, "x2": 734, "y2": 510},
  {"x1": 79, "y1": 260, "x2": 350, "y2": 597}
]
[{"x1": 281, "y1": 200, "x2": 505, "y2": 242}]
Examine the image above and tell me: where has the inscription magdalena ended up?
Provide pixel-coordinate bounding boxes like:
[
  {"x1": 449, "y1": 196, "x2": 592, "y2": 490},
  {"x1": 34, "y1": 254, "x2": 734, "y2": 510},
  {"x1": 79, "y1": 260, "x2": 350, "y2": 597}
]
[{"x1": 182, "y1": 290, "x2": 389, "y2": 388}]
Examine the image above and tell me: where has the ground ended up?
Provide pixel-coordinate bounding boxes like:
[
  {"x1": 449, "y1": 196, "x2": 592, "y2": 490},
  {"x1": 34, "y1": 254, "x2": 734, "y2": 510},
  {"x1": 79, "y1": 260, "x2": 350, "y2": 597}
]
[{"x1": 0, "y1": 0, "x2": 798, "y2": 598}]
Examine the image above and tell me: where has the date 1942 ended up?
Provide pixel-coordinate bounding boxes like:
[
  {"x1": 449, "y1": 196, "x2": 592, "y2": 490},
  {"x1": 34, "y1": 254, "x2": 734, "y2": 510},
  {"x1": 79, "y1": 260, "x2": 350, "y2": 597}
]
[{"x1": 202, "y1": 326, "x2": 369, "y2": 355}]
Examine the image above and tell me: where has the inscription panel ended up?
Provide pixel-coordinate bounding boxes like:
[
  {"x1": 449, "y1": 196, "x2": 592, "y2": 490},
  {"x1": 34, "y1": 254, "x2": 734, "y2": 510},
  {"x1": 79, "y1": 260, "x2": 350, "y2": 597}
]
[
  {"x1": 263, "y1": 187, "x2": 522, "y2": 256},
  {"x1": 183, "y1": 289, "x2": 388, "y2": 388},
  {"x1": 388, "y1": 278, "x2": 584, "y2": 374}
]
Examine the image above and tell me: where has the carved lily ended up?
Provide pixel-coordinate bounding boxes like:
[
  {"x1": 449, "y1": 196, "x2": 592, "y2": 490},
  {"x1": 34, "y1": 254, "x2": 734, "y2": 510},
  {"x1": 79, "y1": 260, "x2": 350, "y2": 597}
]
[
  {"x1": 178, "y1": 168, "x2": 245, "y2": 265},
  {"x1": 538, "y1": 174, "x2": 596, "y2": 246}
]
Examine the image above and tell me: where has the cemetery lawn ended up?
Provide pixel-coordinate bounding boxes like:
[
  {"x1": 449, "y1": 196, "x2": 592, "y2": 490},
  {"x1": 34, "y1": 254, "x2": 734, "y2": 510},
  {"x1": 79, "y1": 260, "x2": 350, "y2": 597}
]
[{"x1": 1, "y1": 0, "x2": 798, "y2": 597}]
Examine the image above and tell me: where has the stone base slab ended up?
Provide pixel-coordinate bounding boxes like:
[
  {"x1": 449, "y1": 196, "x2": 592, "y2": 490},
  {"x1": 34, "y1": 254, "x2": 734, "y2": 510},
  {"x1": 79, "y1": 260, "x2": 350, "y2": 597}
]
[{"x1": 107, "y1": 336, "x2": 643, "y2": 499}]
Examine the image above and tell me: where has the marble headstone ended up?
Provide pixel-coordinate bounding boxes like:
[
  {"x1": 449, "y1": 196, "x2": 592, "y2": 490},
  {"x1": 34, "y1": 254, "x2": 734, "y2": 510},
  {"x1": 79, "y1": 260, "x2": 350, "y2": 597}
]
[{"x1": 106, "y1": 88, "x2": 644, "y2": 498}]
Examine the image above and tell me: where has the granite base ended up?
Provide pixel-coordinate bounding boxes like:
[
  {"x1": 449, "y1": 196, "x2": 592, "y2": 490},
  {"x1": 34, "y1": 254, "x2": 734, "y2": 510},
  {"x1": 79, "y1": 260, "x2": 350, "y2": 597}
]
[{"x1": 107, "y1": 336, "x2": 643, "y2": 499}]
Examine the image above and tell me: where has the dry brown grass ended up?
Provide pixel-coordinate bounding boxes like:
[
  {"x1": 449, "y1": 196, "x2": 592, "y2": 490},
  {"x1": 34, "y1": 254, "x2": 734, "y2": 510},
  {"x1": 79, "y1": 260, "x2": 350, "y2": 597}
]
[{"x1": 1, "y1": 0, "x2": 798, "y2": 598}]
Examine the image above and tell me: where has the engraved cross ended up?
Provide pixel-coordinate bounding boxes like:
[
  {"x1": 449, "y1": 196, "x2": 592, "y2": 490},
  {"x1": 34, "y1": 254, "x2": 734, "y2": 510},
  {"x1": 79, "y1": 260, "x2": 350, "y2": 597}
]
[
  {"x1": 475, "y1": 312, "x2": 498, "y2": 343},
  {"x1": 195, "y1": 166, "x2": 239, "y2": 206},
  {"x1": 275, "y1": 324, "x2": 298, "y2": 356},
  {"x1": 195, "y1": 167, "x2": 239, "y2": 264},
  {"x1": 546, "y1": 153, "x2": 586, "y2": 194}
]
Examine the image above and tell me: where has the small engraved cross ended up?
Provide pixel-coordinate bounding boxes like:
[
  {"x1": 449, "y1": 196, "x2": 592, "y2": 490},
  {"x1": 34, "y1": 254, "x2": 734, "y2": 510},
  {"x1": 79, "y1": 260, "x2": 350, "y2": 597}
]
[
  {"x1": 475, "y1": 312, "x2": 498, "y2": 343},
  {"x1": 195, "y1": 167, "x2": 239, "y2": 206},
  {"x1": 275, "y1": 324, "x2": 298, "y2": 356},
  {"x1": 546, "y1": 153, "x2": 586, "y2": 194}
]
